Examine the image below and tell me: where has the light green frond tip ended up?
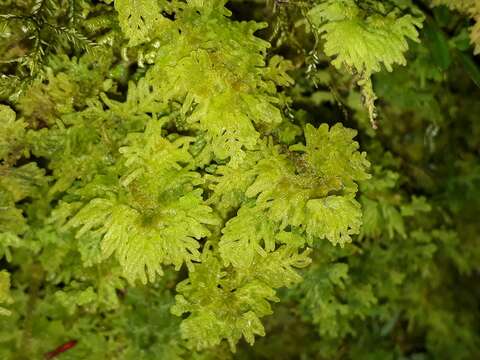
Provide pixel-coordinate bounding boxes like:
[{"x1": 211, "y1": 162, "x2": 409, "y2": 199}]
[
  {"x1": 219, "y1": 205, "x2": 276, "y2": 269},
  {"x1": 115, "y1": 0, "x2": 170, "y2": 47},
  {"x1": 310, "y1": 0, "x2": 423, "y2": 75},
  {"x1": 309, "y1": 0, "x2": 423, "y2": 126},
  {"x1": 171, "y1": 254, "x2": 278, "y2": 352},
  {"x1": 69, "y1": 189, "x2": 218, "y2": 285},
  {"x1": 292, "y1": 123, "x2": 371, "y2": 190},
  {"x1": 306, "y1": 195, "x2": 362, "y2": 246}
]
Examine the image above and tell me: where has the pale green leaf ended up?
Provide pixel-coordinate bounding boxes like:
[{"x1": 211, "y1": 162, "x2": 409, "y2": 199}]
[
  {"x1": 115, "y1": 0, "x2": 170, "y2": 46},
  {"x1": 310, "y1": 0, "x2": 423, "y2": 75},
  {"x1": 306, "y1": 196, "x2": 362, "y2": 246}
]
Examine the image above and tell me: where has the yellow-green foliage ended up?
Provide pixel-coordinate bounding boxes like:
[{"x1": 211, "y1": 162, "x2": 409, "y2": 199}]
[{"x1": 0, "y1": 0, "x2": 479, "y2": 359}]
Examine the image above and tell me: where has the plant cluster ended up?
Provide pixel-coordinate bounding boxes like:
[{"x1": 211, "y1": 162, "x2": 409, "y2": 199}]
[{"x1": 0, "y1": 0, "x2": 479, "y2": 359}]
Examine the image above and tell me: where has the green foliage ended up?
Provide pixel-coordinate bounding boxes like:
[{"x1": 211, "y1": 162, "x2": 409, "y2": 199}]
[
  {"x1": 309, "y1": 0, "x2": 423, "y2": 74},
  {"x1": 431, "y1": 0, "x2": 480, "y2": 54},
  {"x1": 0, "y1": 271, "x2": 13, "y2": 316},
  {"x1": 307, "y1": 0, "x2": 423, "y2": 124},
  {"x1": 1, "y1": 0, "x2": 480, "y2": 359},
  {"x1": 172, "y1": 251, "x2": 278, "y2": 351},
  {"x1": 115, "y1": 0, "x2": 167, "y2": 47}
]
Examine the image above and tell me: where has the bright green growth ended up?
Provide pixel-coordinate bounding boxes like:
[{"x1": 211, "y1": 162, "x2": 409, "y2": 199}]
[
  {"x1": 308, "y1": 0, "x2": 423, "y2": 124},
  {"x1": 0, "y1": 0, "x2": 479, "y2": 359},
  {"x1": 309, "y1": 0, "x2": 423, "y2": 74},
  {"x1": 0, "y1": 0, "x2": 369, "y2": 353},
  {"x1": 0, "y1": 271, "x2": 13, "y2": 316}
]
